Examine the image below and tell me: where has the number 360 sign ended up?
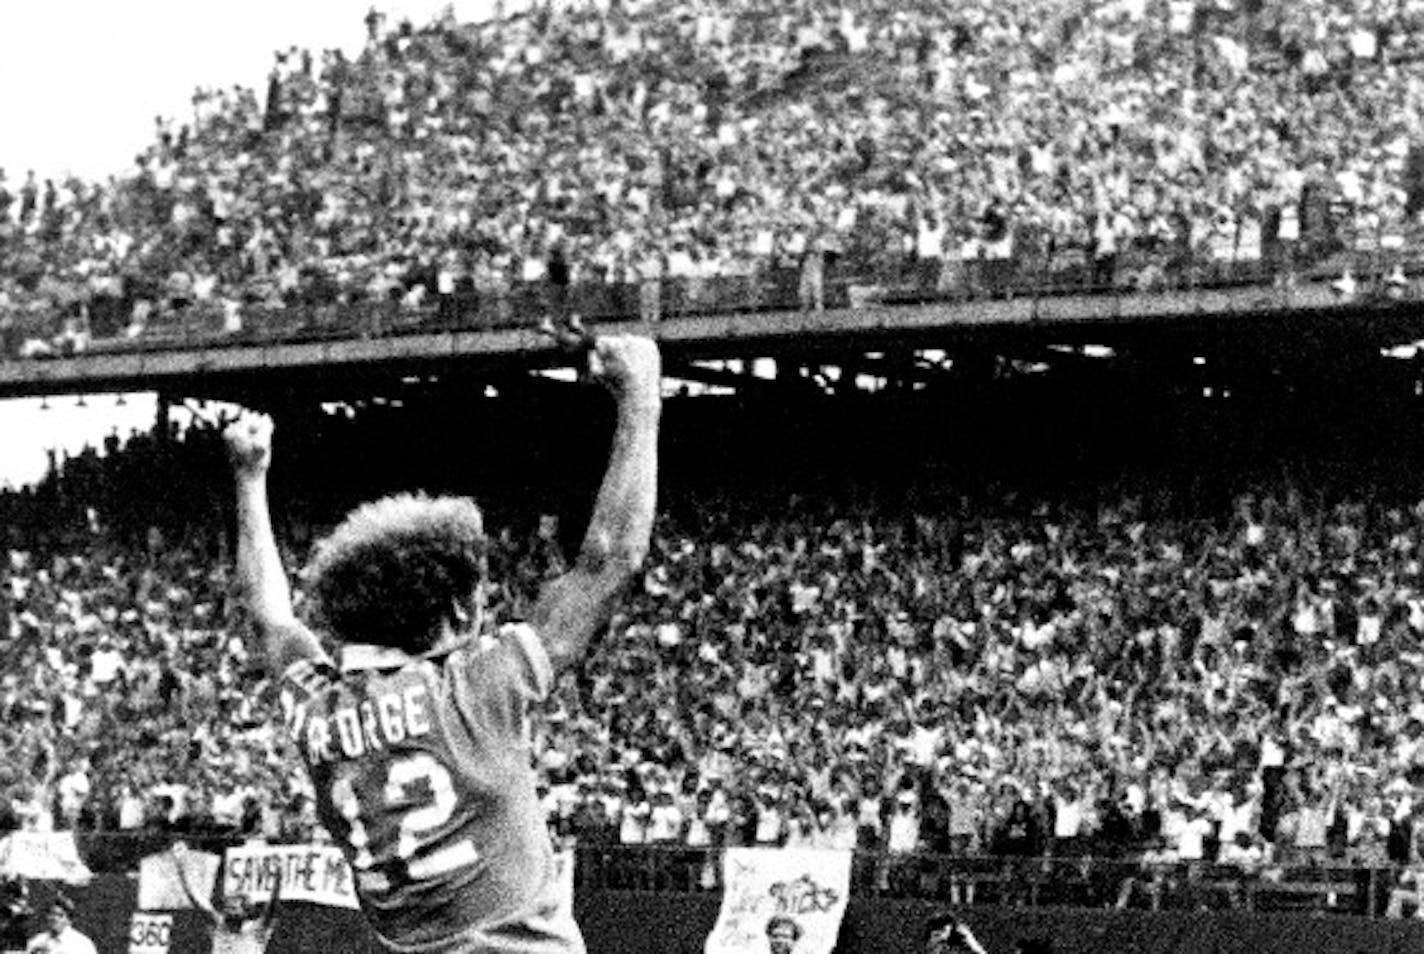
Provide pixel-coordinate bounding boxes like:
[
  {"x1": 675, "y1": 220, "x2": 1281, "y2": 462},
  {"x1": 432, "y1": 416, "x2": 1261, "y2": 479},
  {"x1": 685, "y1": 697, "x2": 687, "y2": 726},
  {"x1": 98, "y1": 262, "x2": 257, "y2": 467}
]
[{"x1": 129, "y1": 912, "x2": 173, "y2": 954}]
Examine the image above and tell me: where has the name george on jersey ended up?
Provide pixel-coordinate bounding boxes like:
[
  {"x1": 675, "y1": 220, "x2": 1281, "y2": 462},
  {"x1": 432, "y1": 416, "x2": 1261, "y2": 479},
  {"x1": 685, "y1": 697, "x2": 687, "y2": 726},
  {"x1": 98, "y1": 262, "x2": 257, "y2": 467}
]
[{"x1": 282, "y1": 680, "x2": 433, "y2": 764}]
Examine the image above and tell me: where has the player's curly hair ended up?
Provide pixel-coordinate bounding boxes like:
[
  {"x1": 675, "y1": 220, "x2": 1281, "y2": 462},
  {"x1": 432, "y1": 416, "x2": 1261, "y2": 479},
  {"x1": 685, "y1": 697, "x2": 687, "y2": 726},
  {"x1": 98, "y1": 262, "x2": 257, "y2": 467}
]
[{"x1": 302, "y1": 493, "x2": 487, "y2": 652}]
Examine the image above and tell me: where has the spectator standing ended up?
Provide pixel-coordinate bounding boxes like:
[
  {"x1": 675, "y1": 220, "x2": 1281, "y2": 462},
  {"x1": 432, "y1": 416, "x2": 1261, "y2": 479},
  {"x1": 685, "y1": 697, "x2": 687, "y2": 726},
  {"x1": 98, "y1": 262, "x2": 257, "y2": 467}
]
[
  {"x1": 618, "y1": 783, "x2": 651, "y2": 866},
  {"x1": 16, "y1": 173, "x2": 36, "y2": 228},
  {"x1": 545, "y1": 242, "x2": 571, "y2": 320},
  {"x1": 1050, "y1": 782, "x2": 1088, "y2": 858},
  {"x1": 54, "y1": 760, "x2": 90, "y2": 832},
  {"x1": 88, "y1": 638, "x2": 126, "y2": 690},
  {"x1": 888, "y1": 788, "x2": 924, "y2": 894},
  {"x1": 637, "y1": 245, "x2": 663, "y2": 322},
  {"x1": 23, "y1": 897, "x2": 94, "y2": 954},
  {"x1": 993, "y1": 795, "x2": 1044, "y2": 906},
  {"x1": 753, "y1": 789, "x2": 786, "y2": 848},
  {"x1": 798, "y1": 229, "x2": 827, "y2": 313},
  {"x1": 0, "y1": 876, "x2": 29, "y2": 954},
  {"x1": 174, "y1": 843, "x2": 282, "y2": 954},
  {"x1": 1387, "y1": 803, "x2": 1419, "y2": 869},
  {"x1": 646, "y1": 789, "x2": 683, "y2": 889},
  {"x1": 683, "y1": 787, "x2": 722, "y2": 890}
]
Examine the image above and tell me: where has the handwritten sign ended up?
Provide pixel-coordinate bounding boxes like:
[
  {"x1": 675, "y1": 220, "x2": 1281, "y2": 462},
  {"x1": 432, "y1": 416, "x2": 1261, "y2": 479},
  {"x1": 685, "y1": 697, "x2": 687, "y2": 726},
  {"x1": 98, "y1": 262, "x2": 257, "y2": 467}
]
[
  {"x1": 0, "y1": 832, "x2": 92, "y2": 884},
  {"x1": 129, "y1": 913, "x2": 172, "y2": 954},
  {"x1": 222, "y1": 843, "x2": 576, "y2": 914},
  {"x1": 224, "y1": 844, "x2": 360, "y2": 910},
  {"x1": 705, "y1": 849, "x2": 853, "y2": 954},
  {"x1": 138, "y1": 848, "x2": 221, "y2": 911}
]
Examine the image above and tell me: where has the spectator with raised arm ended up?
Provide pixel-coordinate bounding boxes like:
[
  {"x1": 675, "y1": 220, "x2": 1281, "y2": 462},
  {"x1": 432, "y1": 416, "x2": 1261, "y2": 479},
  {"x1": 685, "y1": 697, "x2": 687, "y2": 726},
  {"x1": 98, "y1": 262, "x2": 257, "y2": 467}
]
[{"x1": 172, "y1": 841, "x2": 282, "y2": 954}]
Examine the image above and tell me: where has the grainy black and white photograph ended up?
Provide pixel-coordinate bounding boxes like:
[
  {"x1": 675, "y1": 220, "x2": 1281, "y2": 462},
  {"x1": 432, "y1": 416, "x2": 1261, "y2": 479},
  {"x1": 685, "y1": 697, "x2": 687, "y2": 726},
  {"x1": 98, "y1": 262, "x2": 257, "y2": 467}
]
[{"x1": 2, "y1": 1, "x2": 1424, "y2": 952}]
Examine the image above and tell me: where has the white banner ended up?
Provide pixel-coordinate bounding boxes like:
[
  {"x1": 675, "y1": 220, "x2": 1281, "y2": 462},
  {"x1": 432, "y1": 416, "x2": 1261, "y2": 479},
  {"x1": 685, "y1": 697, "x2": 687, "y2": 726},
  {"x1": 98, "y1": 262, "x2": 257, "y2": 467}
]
[
  {"x1": 224, "y1": 844, "x2": 360, "y2": 910},
  {"x1": 128, "y1": 913, "x2": 173, "y2": 954},
  {"x1": 0, "y1": 832, "x2": 92, "y2": 884},
  {"x1": 704, "y1": 849, "x2": 853, "y2": 954},
  {"x1": 138, "y1": 848, "x2": 221, "y2": 911},
  {"x1": 221, "y1": 844, "x2": 577, "y2": 913}
]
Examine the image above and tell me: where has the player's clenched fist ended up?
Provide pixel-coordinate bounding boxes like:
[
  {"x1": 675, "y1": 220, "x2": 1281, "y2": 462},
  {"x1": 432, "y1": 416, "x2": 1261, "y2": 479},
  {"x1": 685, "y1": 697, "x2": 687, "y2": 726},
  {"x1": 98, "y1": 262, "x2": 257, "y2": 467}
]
[
  {"x1": 225, "y1": 410, "x2": 274, "y2": 477},
  {"x1": 588, "y1": 335, "x2": 661, "y2": 408}
]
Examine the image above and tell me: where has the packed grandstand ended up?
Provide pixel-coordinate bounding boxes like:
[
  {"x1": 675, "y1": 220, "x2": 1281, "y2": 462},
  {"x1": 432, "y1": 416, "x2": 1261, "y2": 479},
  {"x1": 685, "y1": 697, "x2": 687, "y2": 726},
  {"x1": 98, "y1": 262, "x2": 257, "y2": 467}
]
[
  {"x1": 3, "y1": 384, "x2": 1424, "y2": 920},
  {"x1": 5, "y1": 0, "x2": 1424, "y2": 945},
  {"x1": 3, "y1": 0, "x2": 1424, "y2": 354}
]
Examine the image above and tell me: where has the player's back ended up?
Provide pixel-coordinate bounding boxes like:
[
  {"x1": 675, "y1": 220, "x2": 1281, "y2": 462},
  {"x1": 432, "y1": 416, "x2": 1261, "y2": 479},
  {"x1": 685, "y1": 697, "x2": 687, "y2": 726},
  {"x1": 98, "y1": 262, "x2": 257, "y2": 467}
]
[{"x1": 280, "y1": 624, "x2": 582, "y2": 953}]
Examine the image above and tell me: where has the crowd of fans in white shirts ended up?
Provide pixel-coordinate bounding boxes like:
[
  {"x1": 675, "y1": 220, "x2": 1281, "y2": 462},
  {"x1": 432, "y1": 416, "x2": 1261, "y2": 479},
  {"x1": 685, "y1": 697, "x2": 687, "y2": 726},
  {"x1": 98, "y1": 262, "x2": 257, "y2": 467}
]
[
  {"x1": 4, "y1": 422, "x2": 1424, "y2": 915},
  {"x1": 6, "y1": 0, "x2": 1424, "y2": 917},
  {"x1": 3, "y1": 0, "x2": 1424, "y2": 354}
]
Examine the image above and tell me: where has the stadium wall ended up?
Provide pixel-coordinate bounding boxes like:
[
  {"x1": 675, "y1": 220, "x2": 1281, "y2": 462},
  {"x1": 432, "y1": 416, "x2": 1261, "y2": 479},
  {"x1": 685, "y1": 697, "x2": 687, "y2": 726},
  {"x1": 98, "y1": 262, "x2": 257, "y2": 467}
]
[{"x1": 31, "y1": 877, "x2": 1424, "y2": 954}]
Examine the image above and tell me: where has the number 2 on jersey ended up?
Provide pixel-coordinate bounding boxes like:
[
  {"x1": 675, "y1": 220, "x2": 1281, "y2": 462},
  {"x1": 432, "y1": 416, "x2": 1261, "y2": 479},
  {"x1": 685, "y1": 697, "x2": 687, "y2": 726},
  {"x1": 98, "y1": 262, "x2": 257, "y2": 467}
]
[{"x1": 331, "y1": 753, "x2": 479, "y2": 890}]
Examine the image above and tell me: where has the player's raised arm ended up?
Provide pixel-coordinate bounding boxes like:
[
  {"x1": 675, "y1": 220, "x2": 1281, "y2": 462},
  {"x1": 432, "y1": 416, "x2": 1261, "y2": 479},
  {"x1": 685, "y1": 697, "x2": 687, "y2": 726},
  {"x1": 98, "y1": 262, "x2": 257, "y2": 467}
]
[
  {"x1": 532, "y1": 334, "x2": 661, "y2": 671},
  {"x1": 226, "y1": 410, "x2": 324, "y2": 673}
]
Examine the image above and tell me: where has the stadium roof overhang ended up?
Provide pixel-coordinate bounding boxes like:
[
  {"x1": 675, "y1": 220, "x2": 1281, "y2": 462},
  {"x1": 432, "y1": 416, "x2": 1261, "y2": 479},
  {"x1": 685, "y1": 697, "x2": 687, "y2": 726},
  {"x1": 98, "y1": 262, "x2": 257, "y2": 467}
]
[{"x1": 0, "y1": 282, "x2": 1422, "y2": 403}]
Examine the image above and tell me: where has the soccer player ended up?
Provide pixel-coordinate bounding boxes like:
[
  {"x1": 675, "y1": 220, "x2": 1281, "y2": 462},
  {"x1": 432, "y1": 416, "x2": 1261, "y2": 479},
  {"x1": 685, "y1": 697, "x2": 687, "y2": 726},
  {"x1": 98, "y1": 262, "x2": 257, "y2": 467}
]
[{"x1": 226, "y1": 333, "x2": 661, "y2": 953}]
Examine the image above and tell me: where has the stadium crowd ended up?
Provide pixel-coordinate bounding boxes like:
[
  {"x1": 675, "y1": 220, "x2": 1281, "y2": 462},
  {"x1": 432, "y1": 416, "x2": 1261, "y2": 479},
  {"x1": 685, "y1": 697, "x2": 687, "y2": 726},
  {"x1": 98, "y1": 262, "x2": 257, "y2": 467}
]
[
  {"x1": 6, "y1": 0, "x2": 1424, "y2": 921},
  {"x1": 4, "y1": 0, "x2": 1424, "y2": 353},
  {"x1": 2, "y1": 417, "x2": 1424, "y2": 915}
]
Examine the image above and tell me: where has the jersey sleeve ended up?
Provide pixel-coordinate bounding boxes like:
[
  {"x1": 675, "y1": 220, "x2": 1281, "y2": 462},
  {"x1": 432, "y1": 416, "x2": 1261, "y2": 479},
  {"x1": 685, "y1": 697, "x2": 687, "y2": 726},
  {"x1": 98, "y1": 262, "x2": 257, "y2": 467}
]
[
  {"x1": 280, "y1": 655, "x2": 338, "y2": 701},
  {"x1": 448, "y1": 622, "x2": 553, "y2": 744},
  {"x1": 500, "y1": 621, "x2": 554, "y2": 704},
  {"x1": 277, "y1": 656, "x2": 337, "y2": 742}
]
